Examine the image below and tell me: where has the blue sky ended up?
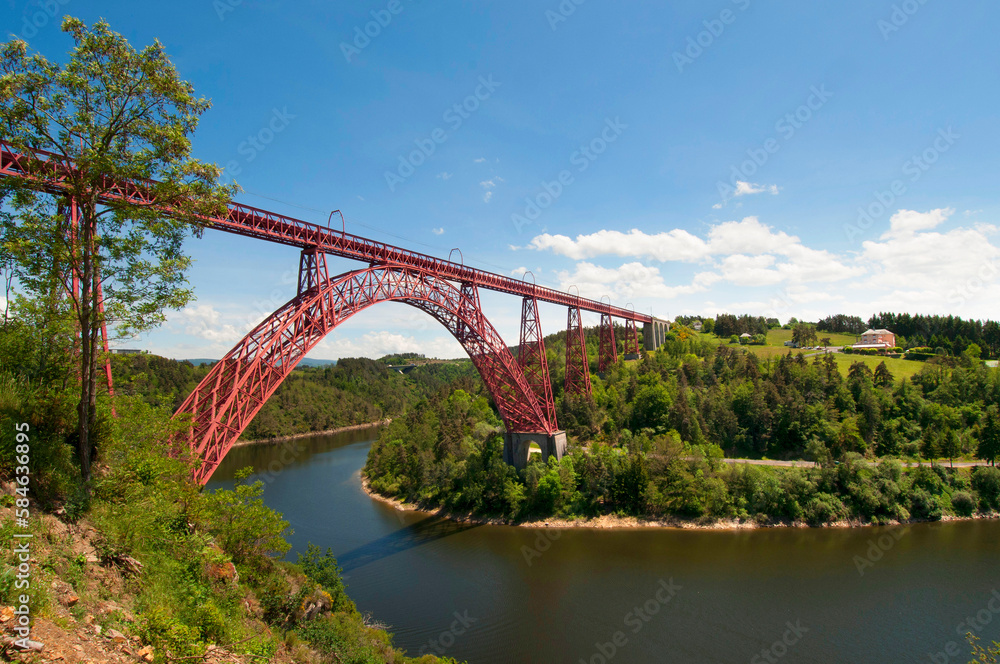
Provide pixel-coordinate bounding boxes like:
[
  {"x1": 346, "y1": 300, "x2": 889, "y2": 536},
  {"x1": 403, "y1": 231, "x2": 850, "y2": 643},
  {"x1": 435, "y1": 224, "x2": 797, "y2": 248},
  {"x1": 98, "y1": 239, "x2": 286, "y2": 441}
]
[{"x1": 5, "y1": 1, "x2": 1000, "y2": 360}]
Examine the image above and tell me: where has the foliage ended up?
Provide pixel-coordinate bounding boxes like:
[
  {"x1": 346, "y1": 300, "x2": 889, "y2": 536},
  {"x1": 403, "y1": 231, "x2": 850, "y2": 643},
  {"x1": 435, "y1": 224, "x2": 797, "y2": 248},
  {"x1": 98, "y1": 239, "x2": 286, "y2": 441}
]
[
  {"x1": 714, "y1": 314, "x2": 769, "y2": 338},
  {"x1": 792, "y1": 324, "x2": 818, "y2": 348},
  {"x1": 0, "y1": 18, "x2": 235, "y2": 481},
  {"x1": 298, "y1": 544, "x2": 352, "y2": 612},
  {"x1": 817, "y1": 314, "x2": 867, "y2": 335},
  {"x1": 112, "y1": 352, "x2": 481, "y2": 440},
  {"x1": 868, "y1": 312, "x2": 1000, "y2": 359},
  {"x1": 202, "y1": 468, "x2": 292, "y2": 570}
]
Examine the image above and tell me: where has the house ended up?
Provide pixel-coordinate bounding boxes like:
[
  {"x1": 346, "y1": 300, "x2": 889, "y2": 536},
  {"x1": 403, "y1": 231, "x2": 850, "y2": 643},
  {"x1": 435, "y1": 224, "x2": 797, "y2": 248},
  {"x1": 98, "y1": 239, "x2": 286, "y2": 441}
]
[
  {"x1": 739, "y1": 332, "x2": 752, "y2": 342},
  {"x1": 852, "y1": 328, "x2": 896, "y2": 352},
  {"x1": 691, "y1": 320, "x2": 703, "y2": 332}
]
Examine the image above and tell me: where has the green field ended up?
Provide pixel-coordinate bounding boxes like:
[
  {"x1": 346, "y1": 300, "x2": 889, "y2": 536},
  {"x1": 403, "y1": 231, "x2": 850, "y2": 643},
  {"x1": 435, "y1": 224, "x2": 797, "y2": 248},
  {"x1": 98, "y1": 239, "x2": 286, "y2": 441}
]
[
  {"x1": 827, "y1": 352, "x2": 926, "y2": 381},
  {"x1": 686, "y1": 326, "x2": 930, "y2": 379},
  {"x1": 763, "y1": 328, "x2": 858, "y2": 348}
]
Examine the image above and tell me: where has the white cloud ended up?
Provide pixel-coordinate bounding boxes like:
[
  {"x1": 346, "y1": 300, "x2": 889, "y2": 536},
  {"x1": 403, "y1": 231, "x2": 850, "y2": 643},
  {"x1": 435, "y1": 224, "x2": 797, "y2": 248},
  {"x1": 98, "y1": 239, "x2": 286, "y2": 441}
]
[
  {"x1": 526, "y1": 217, "x2": 861, "y2": 287},
  {"x1": 480, "y1": 177, "x2": 503, "y2": 203},
  {"x1": 880, "y1": 207, "x2": 952, "y2": 239},
  {"x1": 554, "y1": 262, "x2": 716, "y2": 301},
  {"x1": 436, "y1": 172, "x2": 453, "y2": 180},
  {"x1": 176, "y1": 304, "x2": 246, "y2": 344},
  {"x1": 432, "y1": 227, "x2": 444, "y2": 235},
  {"x1": 312, "y1": 330, "x2": 463, "y2": 360},
  {"x1": 861, "y1": 208, "x2": 999, "y2": 294},
  {"x1": 733, "y1": 180, "x2": 779, "y2": 197},
  {"x1": 474, "y1": 157, "x2": 486, "y2": 163},
  {"x1": 529, "y1": 228, "x2": 708, "y2": 262}
]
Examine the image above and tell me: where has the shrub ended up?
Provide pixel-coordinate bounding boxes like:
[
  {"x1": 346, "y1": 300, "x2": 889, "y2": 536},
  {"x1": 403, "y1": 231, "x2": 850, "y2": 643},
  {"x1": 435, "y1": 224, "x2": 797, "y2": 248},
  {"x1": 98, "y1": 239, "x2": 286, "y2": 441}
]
[
  {"x1": 951, "y1": 491, "x2": 976, "y2": 517},
  {"x1": 803, "y1": 492, "x2": 847, "y2": 526},
  {"x1": 203, "y1": 467, "x2": 291, "y2": 571},
  {"x1": 909, "y1": 488, "x2": 943, "y2": 521},
  {"x1": 298, "y1": 544, "x2": 353, "y2": 613},
  {"x1": 972, "y1": 466, "x2": 1000, "y2": 511}
]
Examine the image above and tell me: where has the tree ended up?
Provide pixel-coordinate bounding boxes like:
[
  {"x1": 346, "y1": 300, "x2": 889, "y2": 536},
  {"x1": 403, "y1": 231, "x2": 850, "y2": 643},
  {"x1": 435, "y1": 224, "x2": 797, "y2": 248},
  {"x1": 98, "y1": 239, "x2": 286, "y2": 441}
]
[
  {"x1": 820, "y1": 337, "x2": 832, "y2": 348},
  {"x1": 976, "y1": 405, "x2": 1000, "y2": 466},
  {"x1": 873, "y1": 361, "x2": 894, "y2": 388},
  {"x1": 941, "y1": 428, "x2": 960, "y2": 468},
  {"x1": 0, "y1": 19, "x2": 235, "y2": 482},
  {"x1": 205, "y1": 468, "x2": 291, "y2": 567},
  {"x1": 962, "y1": 342, "x2": 982, "y2": 367},
  {"x1": 792, "y1": 324, "x2": 817, "y2": 347}
]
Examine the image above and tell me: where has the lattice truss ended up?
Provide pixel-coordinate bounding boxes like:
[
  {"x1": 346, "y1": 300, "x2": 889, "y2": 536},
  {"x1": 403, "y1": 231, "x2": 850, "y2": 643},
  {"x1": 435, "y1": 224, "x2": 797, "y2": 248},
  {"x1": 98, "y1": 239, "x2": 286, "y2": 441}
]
[{"x1": 179, "y1": 251, "x2": 553, "y2": 484}]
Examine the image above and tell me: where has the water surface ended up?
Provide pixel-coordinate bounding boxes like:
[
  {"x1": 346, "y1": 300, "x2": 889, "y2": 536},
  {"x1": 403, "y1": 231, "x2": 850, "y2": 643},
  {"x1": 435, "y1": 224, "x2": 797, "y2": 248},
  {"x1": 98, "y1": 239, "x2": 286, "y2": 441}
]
[{"x1": 209, "y1": 428, "x2": 1000, "y2": 664}]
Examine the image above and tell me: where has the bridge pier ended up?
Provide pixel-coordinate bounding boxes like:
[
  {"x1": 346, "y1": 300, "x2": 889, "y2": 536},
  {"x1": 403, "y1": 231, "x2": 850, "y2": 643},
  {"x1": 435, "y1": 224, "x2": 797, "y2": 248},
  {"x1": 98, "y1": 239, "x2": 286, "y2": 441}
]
[
  {"x1": 643, "y1": 317, "x2": 671, "y2": 351},
  {"x1": 503, "y1": 431, "x2": 567, "y2": 469}
]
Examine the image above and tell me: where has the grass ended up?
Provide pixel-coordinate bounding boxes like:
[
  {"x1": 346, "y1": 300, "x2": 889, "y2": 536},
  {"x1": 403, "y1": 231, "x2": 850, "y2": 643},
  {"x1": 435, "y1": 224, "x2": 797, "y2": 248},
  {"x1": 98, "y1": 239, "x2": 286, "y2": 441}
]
[
  {"x1": 828, "y1": 352, "x2": 925, "y2": 381},
  {"x1": 745, "y1": 345, "x2": 808, "y2": 360},
  {"x1": 687, "y1": 327, "x2": 926, "y2": 380},
  {"x1": 764, "y1": 328, "x2": 858, "y2": 348}
]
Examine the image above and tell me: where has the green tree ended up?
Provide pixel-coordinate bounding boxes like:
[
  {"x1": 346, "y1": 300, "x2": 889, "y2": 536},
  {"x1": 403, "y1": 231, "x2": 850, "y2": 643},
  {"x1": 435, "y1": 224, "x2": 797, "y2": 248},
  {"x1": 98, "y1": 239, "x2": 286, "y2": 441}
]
[
  {"x1": 873, "y1": 361, "x2": 894, "y2": 388},
  {"x1": 298, "y1": 544, "x2": 350, "y2": 612},
  {"x1": 204, "y1": 468, "x2": 291, "y2": 567},
  {"x1": 962, "y1": 342, "x2": 983, "y2": 367},
  {"x1": 976, "y1": 405, "x2": 1000, "y2": 466},
  {"x1": 0, "y1": 19, "x2": 235, "y2": 481},
  {"x1": 941, "y1": 428, "x2": 960, "y2": 468},
  {"x1": 792, "y1": 324, "x2": 817, "y2": 347},
  {"x1": 847, "y1": 361, "x2": 874, "y2": 385}
]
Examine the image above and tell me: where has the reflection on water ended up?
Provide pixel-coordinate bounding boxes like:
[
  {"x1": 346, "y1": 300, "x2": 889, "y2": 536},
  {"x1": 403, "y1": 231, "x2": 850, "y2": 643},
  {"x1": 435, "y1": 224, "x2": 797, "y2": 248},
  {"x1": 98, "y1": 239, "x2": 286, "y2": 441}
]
[{"x1": 208, "y1": 427, "x2": 1000, "y2": 664}]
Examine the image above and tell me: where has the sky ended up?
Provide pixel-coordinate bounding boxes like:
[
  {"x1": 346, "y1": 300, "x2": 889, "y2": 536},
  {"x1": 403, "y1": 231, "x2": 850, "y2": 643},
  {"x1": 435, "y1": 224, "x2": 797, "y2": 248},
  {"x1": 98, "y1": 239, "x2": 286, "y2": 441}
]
[{"x1": 4, "y1": 1, "x2": 1000, "y2": 361}]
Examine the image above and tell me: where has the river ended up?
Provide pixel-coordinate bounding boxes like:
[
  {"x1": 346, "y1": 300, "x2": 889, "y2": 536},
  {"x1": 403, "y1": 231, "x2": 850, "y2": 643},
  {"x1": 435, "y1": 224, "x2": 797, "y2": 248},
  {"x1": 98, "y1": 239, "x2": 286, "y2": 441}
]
[{"x1": 207, "y1": 427, "x2": 1000, "y2": 664}]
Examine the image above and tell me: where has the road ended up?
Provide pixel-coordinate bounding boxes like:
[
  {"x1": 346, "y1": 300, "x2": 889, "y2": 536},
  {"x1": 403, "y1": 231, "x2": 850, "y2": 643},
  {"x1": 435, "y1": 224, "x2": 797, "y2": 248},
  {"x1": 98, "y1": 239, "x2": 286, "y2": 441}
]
[{"x1": 720, "y1": 458, "x2": 988, "y2": 468}]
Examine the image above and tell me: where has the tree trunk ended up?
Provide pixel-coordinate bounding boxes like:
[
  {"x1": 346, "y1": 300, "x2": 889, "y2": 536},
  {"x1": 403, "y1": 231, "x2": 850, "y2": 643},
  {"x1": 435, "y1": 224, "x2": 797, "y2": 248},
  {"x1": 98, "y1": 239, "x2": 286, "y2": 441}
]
[{"x1": 76, "y1": 207, "x2": 96, "y2": 484}]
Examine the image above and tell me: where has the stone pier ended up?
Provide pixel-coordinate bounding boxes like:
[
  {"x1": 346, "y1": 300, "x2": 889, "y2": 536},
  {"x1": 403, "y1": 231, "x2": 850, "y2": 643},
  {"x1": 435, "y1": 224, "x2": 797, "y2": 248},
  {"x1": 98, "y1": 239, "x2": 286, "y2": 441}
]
[
  {"x1": 503, "y1": 431, "x2": 567, "y2": 469},
  {"x1": 643, "y1": 317, "x2": 671, "y2": 351}
]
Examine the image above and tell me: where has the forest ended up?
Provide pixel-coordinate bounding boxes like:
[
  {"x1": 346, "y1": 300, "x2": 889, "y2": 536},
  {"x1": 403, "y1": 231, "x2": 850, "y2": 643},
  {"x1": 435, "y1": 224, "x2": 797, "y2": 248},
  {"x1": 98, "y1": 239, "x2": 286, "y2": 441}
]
[
  {"x1": 364, "y1": 323, "x2": 1000, "y2": 527},
  {"x1": 111, "y1": 353, "x2": 481, "y2": 441}
]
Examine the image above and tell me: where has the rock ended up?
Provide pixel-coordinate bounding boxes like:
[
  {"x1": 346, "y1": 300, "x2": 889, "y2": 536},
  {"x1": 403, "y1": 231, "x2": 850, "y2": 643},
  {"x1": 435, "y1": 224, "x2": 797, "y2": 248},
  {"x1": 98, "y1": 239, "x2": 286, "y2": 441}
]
[
  {"x1": 138, "y1": 645, "x2": 154, "y2": 662},
  {"x1": 107, "y1": 628, "x2": 126, "y2": 643},
  {"x1": 94, "y1": 624, "x2": 102, "y2": 635},
  {"x1": 63, "y1": 594, "x2": 80, "y2": 607},
  {"x1": 0, "y1": 606, "x2": 13, "y2": 623},
  {"x1": 2, "y1": 636, "x2": 43, "y2": 651},
  {"x1": 294, "y1": 588, "x2": 334, "y2": 622}
]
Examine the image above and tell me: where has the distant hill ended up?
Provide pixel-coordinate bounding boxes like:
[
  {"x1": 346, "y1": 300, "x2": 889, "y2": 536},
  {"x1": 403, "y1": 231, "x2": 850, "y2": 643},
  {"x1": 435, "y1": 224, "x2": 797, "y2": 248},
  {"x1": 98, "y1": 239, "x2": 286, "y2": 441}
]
[{"x1": 182, "y1": 357, "x2": 338, "y2": 367}]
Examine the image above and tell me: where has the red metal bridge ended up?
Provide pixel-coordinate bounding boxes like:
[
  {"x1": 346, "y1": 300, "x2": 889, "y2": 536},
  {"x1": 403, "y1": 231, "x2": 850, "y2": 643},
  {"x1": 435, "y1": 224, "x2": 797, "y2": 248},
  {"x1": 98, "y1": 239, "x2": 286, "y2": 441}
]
[{"x1": 1, "y1": 140, "x2": 667, "y2": 483}]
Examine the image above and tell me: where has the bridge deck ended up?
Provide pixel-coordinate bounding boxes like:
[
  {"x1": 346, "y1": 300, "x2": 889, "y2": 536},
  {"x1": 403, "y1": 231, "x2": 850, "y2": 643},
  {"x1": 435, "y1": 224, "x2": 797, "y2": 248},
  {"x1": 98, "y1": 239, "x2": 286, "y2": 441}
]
[{"x1": 0, "y1": 140, "x2": 652, "y2": 323}]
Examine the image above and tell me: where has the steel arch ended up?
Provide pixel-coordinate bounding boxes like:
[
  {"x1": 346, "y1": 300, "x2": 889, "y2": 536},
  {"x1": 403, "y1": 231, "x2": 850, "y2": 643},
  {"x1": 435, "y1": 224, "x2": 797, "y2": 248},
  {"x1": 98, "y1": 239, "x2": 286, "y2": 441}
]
[{"x1": 176, "y1": 262, "x2": 554, "y2": 484}]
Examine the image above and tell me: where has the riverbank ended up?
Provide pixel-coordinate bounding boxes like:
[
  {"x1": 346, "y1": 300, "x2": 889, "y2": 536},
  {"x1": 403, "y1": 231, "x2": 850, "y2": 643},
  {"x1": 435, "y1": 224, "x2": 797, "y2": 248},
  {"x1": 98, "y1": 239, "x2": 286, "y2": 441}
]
[
  {"x1": 360, "y1": 475, "x2": 997, "y2": 532},
  {"x1": 233, "y1": 419, "x2": 390, "y2": 447}
]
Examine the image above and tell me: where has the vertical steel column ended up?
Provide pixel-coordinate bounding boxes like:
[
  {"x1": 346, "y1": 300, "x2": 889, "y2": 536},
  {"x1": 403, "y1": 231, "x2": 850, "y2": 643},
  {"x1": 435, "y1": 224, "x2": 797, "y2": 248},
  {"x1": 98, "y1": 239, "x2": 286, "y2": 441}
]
[
  {"x1": 297, "y1": 247, "x2": 329, "y2": 294},
  {"x1": 564, "y1": 306, "x2": 592, "y2": 396},
  {"x1": 598, "y1": 313, "x2": 618, "y2": 372},
  {"x1": 518, "y1": 296, "x2": 557, "y2": 431},
  {"x1": 624, "y1": 318, "x2": 640, "y2": 356}
]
